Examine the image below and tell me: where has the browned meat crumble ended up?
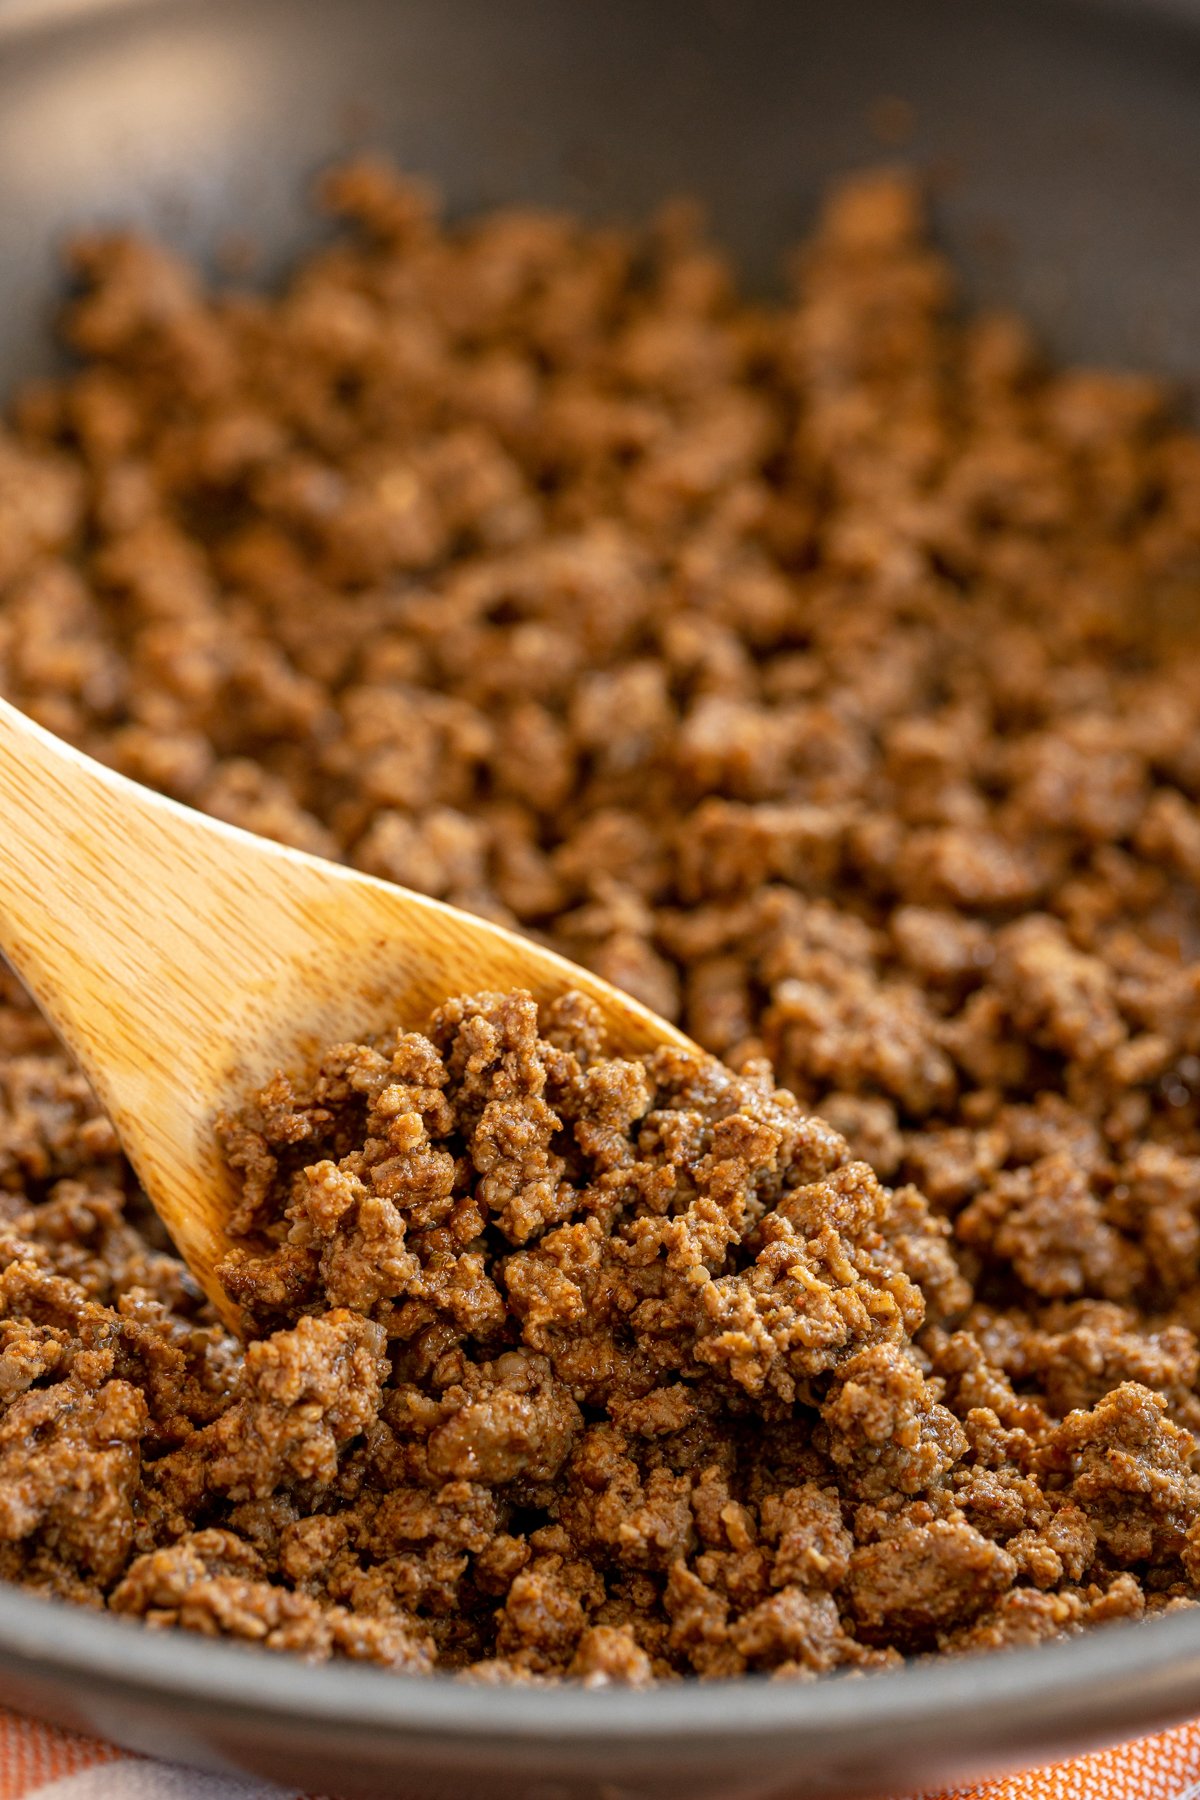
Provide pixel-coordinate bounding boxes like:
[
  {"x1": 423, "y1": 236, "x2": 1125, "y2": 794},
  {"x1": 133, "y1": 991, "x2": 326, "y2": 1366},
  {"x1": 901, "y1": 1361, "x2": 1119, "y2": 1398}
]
[{"x1": 2, "y1": 159, "x2": 1200, "y2": 1681}]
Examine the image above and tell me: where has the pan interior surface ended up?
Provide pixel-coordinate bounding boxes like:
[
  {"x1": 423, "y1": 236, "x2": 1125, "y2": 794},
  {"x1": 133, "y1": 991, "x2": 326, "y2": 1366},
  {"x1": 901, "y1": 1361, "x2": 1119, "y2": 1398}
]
[{"x1": 2, "y1": 0, "x2": 1200, "y2": 391}]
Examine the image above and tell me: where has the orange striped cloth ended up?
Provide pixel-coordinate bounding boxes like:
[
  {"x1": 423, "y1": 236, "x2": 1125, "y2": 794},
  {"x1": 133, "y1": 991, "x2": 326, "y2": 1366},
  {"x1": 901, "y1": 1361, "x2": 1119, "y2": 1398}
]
[{"x1": 3, "y1": 1708, "x2": 1200, "y2": 1800}]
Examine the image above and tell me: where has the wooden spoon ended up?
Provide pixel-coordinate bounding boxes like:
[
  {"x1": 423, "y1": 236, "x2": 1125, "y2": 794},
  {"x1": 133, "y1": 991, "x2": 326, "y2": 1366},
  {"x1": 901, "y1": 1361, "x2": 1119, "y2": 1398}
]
[{"x1": 0, "y1": 696, "x2": 694, "y2": 1329}]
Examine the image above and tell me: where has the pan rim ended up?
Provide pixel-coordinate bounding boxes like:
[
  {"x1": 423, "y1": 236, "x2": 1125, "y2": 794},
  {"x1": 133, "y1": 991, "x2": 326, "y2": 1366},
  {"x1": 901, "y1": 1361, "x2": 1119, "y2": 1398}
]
[{"x1": 1, "y1": 1580, "x2": 1200, "y2": 1745}]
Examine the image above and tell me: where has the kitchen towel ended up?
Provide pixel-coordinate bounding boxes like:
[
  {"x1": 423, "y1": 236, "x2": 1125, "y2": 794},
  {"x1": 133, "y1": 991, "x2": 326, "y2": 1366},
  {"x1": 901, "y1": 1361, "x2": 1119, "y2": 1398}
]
[{"x1": 3, "y1": 1706, "x2": 1200, "y2": 1800}]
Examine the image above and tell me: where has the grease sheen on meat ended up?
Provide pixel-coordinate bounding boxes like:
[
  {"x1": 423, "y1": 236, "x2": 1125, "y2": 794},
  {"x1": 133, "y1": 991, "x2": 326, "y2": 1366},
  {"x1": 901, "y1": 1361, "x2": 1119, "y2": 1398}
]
[{"x1": 2, "y1": 161, "x2": 1200, "y2": 1681}]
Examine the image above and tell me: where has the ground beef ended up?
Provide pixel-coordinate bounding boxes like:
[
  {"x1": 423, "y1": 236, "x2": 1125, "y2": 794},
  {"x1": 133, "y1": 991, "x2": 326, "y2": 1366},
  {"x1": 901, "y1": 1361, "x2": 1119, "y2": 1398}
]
[{"x1": 2, "y1": 159, "x2": 1200, "y2": 1679}]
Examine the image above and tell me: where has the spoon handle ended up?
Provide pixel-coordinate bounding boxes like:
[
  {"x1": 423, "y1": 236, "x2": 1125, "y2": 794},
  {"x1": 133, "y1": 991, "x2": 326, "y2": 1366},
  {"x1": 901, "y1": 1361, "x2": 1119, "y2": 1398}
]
[{"x1": 0, "y1": 695, "x2": 274, "y2": 1313}]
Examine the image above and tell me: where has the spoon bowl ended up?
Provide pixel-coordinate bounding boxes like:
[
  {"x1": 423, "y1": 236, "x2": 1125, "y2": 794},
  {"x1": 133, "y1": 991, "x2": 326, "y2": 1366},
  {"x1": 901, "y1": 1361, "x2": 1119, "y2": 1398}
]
[{"x1": 0, "y1": 696, "x2": 694, "y2": 1326}]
